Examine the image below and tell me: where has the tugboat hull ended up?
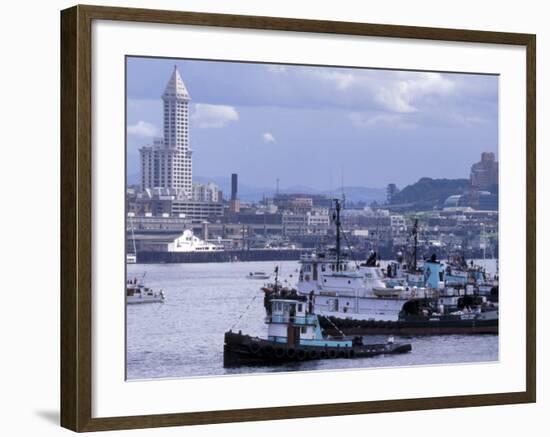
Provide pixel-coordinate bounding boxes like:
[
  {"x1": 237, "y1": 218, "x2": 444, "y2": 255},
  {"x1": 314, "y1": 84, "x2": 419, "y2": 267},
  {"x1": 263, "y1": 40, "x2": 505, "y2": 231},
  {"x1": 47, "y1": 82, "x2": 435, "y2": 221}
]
[
  {"x1": 223, "y1": 331, "x2": 411, "y2": 368},
  {"x1": 319, "y1": 316, "x2": 498, "y2": 336}
]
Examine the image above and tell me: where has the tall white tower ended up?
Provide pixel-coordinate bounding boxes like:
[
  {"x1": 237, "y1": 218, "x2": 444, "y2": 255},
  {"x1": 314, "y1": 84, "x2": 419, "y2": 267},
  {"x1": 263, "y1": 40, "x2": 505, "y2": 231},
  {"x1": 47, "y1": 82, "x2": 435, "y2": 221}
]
[
  {"x1": 162, "y1": 65, "x2": 192, "y2": 195},
  {"x1": 139, "y1": 66, "x2": 193, "y2": 197}
]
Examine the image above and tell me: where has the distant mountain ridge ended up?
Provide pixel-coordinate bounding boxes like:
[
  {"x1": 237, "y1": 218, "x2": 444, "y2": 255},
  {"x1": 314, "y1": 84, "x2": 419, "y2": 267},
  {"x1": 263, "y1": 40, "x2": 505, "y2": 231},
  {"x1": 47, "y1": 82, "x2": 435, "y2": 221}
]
[{"x1": 126, "y1": 172, "x2": 469, "y2": 208}]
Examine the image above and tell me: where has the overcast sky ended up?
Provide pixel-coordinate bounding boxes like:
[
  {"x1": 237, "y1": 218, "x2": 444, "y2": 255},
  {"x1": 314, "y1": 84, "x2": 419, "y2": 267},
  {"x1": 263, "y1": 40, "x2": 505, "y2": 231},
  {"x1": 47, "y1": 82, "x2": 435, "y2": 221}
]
[{"x1": 126, "y1": 56, "x2": 498, "y2": 190}]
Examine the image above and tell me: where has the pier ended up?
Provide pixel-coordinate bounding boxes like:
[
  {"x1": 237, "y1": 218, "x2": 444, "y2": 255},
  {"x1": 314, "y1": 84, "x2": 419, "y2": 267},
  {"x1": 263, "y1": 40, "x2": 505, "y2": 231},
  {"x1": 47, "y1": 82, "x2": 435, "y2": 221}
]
[{"x1": 137, "y1": 248, "x2": 307, "y2": 263}]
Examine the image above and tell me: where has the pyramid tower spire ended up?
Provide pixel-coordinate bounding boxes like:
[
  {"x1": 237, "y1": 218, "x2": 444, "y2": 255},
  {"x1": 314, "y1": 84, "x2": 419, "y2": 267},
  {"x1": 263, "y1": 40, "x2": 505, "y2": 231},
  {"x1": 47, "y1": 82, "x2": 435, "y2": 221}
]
[{"x1": 162, "y1": 65, "x2": 190, "y2": 100}]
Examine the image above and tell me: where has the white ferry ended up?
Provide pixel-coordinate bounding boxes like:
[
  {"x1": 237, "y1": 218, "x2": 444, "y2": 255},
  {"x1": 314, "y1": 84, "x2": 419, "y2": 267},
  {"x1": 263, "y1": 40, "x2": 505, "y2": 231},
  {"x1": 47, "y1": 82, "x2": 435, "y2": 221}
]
[{"x1": 167, "y1": 229, "x2": 224, "y2": 252}]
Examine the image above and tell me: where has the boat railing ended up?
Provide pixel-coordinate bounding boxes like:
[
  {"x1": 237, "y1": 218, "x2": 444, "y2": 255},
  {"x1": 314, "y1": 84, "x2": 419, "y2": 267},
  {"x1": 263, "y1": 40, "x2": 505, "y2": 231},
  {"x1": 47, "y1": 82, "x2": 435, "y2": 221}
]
[
  {"x1": 266, "y1": 314, "x2": 317, "y2": 325},
  {"x1": 300, "y1": 252, "x2": 346, "y2": 263}
]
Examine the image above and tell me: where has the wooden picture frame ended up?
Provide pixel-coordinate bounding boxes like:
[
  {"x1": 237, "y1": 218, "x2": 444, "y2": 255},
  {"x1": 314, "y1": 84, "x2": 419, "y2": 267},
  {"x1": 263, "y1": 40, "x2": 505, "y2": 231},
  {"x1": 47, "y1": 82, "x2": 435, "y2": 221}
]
[{"x1": 60, "y1": 4, "x2": 536, "y2": 432}]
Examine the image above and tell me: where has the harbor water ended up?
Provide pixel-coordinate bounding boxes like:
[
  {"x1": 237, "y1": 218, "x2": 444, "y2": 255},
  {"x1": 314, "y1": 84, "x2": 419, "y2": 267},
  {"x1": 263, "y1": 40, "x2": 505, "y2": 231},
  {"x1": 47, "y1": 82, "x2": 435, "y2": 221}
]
[{"x1": 127, "y1": 260, "x2": 498, "y2": 380}]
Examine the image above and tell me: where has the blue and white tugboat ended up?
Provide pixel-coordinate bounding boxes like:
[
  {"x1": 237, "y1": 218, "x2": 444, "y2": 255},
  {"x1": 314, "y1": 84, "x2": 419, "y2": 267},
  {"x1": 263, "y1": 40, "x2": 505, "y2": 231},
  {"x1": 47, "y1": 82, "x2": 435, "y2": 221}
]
[{"x1": 223, "y1": 296, "x2": 411, "y2": 367}]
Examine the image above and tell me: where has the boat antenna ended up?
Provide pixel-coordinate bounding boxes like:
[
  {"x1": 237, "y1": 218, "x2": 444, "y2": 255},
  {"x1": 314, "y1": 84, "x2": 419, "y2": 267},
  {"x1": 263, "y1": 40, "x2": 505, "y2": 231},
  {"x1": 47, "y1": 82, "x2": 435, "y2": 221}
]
[
  {"x1": 341, "y1": 228, "x2": 360, "y2": 269},
  {"x1": 340, "y1": 167, "x2": 345, "y2": 198}
]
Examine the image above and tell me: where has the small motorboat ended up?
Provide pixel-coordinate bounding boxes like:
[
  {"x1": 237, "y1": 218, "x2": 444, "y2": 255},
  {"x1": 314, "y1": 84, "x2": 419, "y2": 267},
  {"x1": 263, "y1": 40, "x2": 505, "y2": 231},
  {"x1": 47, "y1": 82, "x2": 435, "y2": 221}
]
[
  {"x1": 126, "y1": 278, "x2": 165, "y2": 304},
  {"x1": 246, "y1": 271, "x2": 270, "y2": 280}
]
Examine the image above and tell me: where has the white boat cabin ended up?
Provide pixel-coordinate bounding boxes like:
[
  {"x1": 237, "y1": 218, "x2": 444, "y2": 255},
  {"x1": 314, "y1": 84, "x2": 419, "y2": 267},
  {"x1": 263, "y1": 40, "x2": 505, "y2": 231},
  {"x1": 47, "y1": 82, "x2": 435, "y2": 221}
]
[
  {"x1": 266, "y1": 298, "x2": 351, "y2": 347},
  {"x1": 296, "y1": 252, "x2": 391, "y2": 298},
  {"x1": 267, "y1": 299, "x2": 317, "y2": 341}
]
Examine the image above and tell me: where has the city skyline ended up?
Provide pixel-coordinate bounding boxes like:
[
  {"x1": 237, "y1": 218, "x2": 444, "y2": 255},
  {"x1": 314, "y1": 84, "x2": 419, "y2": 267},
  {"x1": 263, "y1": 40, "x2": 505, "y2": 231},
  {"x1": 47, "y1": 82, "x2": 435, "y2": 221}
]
[{"x1": 127, "y1": 57, "x2": 499, "y2": 190}]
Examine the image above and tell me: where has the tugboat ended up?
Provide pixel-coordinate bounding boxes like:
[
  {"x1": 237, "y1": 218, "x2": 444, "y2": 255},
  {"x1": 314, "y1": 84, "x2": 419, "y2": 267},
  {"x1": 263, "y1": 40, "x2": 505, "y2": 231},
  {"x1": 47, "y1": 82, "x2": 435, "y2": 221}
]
[
  {"x1": 318, "y1": 253, "x2": 498, "y2": 335},
  {"x1": 223, "y1": 296, "x2": 412, "y2": 367},
  {"x1": 126, "y1": 277, "x2": 165, "y2": 304}
]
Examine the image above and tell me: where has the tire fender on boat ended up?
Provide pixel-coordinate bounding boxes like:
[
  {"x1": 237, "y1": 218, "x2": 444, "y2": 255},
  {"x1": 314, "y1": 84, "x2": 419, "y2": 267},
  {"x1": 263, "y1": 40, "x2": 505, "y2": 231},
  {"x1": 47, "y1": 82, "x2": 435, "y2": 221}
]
[
  {"x1": 308, "y1": 350, "x2": 319, "y2": 360},
  {"x1": 261, "y1": 345, "x2": 273, "y2": 357},
  {"x1": 249, "y1": 342, "x2": 261, "y2": 354}
]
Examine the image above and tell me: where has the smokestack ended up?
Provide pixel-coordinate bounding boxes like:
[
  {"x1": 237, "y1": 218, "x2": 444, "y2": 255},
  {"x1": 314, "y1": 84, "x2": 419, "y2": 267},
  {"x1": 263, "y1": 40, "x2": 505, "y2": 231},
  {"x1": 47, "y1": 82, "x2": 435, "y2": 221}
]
[
  {"x1": 231, "y1": 173, "x2": 238, "y2": 200},
  {"x1": 229, "y1": 173, "x2": 240, "y2": 213}
]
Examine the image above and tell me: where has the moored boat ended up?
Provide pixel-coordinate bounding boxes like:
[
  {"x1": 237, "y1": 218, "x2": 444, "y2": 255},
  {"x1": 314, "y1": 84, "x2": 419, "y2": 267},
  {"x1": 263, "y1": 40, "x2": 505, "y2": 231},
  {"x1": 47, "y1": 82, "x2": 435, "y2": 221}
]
[
  {"x1": 261, "y1": 199, "x2": 498, "y2": 335},
  {"x1": 320, "y1": 300, "x2": 498, "y2": 336}
]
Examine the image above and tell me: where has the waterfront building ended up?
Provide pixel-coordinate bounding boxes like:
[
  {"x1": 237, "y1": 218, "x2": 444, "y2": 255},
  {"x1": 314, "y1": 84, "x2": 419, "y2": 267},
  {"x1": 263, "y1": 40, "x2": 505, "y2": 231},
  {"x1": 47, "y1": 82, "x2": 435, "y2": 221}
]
[
  {"x1": 390, "y1": 215, "x2": 407, "y2": 234},
  {"x1": 127, "y1": 187, "x2": 176, "y2": 215},
  {"x1": 443, "y1": 191, "x2": 498, "y2": 212},
  {"x1": 282, "y1": 213, "x2": 308, "y2": 235},
  {"x1": 306, "y1": 210, "x2": 331, "y2": 234},
  {"x1": 139, "y1": 66, "x2": 193, "y2": 197},
  {"x1": 274, "y1": 195, "x2": 313, "y2": 214},
  {"x1": 273, "y1": 194, "x2": 332, "y2": 211},
  {"x1": 470, "y1": 152, "x2": 498, "y2": 191},
  {"x1": 227, "y1": 213, "x2": 283, "y2": 225},
  {"x1": 171, "y1": 200, "x2": 224, "y2": 220},
  {"x1": 126, "y1": 213, "x2": 189, "y2": 232},
  {"x1": 192, "y1": 182, "x2": 221, "y2": 203}
]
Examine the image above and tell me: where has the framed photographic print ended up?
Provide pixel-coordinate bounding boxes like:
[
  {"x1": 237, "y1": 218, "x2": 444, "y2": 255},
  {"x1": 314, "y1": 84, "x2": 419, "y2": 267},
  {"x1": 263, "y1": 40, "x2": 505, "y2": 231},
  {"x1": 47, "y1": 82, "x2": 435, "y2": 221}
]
[{"x1": 60, "y1": 4, "x2": 536, "y2": 432}]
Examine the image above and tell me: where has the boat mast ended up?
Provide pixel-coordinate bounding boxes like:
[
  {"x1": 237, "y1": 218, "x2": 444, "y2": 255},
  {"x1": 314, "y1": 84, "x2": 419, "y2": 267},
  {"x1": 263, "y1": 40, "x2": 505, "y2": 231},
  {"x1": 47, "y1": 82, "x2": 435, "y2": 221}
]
[
  {"x1": 130, "y1": 215, "x2": 137, "y2": 255},
  {"x1": 274, "y1": 265, "x2": 279, "y2": 292},
  {"x1": 333, "y1": 198, "x2": 342, "y2": 272},
  {"x1": 412, "y1": 218, "x2": 418, "y2": 271}
]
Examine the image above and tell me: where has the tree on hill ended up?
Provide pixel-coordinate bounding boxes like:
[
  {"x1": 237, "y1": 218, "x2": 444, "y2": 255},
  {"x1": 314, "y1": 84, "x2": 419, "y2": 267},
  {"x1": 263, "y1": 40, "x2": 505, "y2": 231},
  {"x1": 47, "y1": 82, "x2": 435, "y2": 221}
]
[{"x1": 390, "y1": 177, "x2": 470, "y2": 206}]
